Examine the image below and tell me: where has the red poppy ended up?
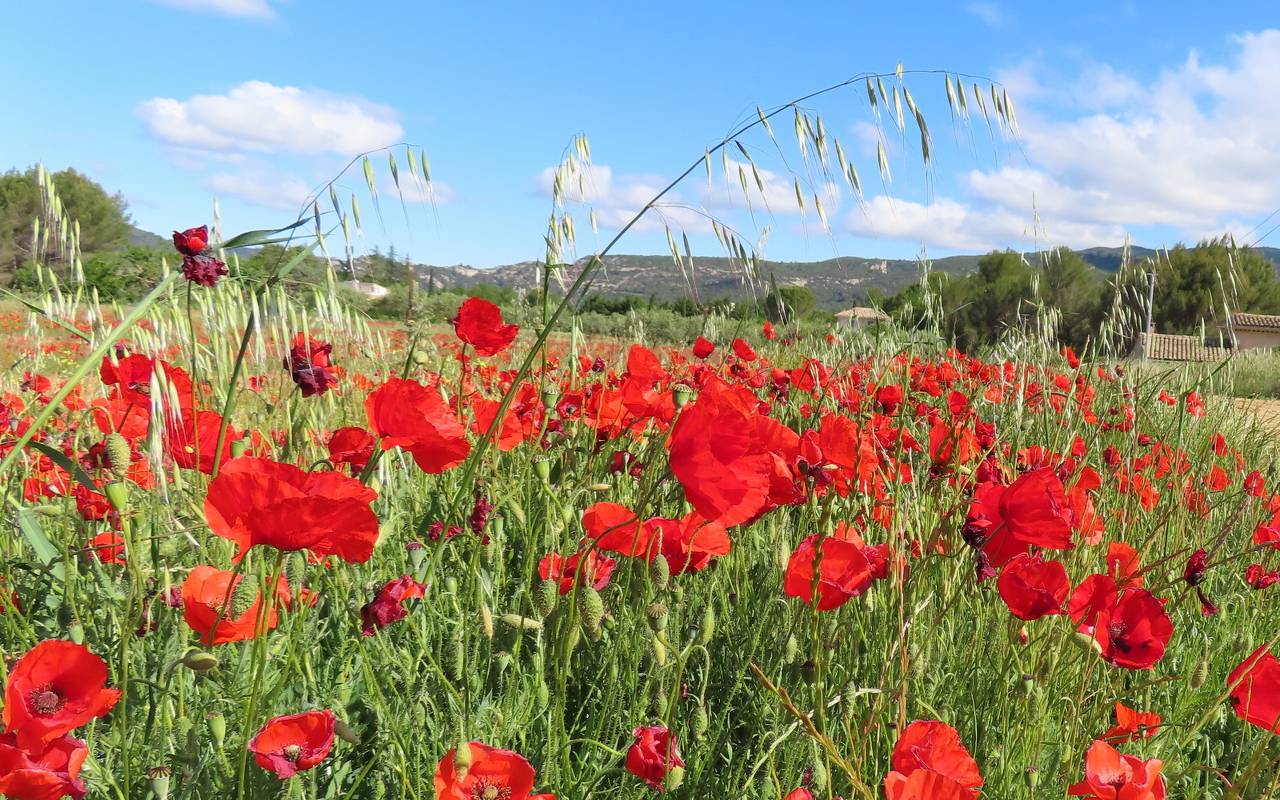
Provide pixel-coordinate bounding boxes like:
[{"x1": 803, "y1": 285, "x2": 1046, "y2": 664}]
[
  {"x1": 434, "y1": 741, "x2": 555, "y2": 800},
  {"x1": 452, "y1": 297, "x2": 519, "y2": 356},
  {"x1": 667, "y1": 377, "x2": 799, "y2": 528},
  {"x1": 248, "y1": 710, "x2": 336, "y2": 779},
  {"x1": 884, "y1": 769, "x2": 969, "y2": 800},
  {"x1": 1245, "y1": 563, "x2": 1279, "y2": 590},
  {"x1": 538, "y1": 551, "x2": 616, "y2": 595},
  {"x1": 1067, "y1": 739, "x2": 1165, "y2": 799},
  {"x1": 731, "y1": 337, "x2": 757, "y2": 362},
  {"x1": 172, "y1": 225, "x2": 208, "y2": 255},
  {"x1": 887, "y1": 720, "x2": 982, "y2": 799},
  {"x1": 2, "y1": 641, "x2": 121, "y2": 751},
  {"x1": 0, "y1": 732, "x2": 88, "y2": 800},
  {"x1": 875, "y1": 384, "x2": 904, "y2": 414},
  {"x1": 365, "y1": 378, "x2": 470, "y2": 474},
  {"x1": 328, "y1": 426, "x2": 375, "y2": 474},
  {"x1": 648, "y1": 512, "x2": 732, "y2": 574},
  {"x1": 1102, "y1": 702, "x2": 1161, "y2": 743},
  {"x1": 165, "y1": 409, "x2": 239, "y2": 474},
  {"x1": 1089, "y1": 589, "x2": 1173, "y2": 670},
  {"x1": 784, "y1": 789, "x2": 814, "y2": 800},
  {"x1": 692, "y1": 336, "x2": 715, "y2": 359},
  {"x1": 762, "y1": 321, "x2": 776, "y2": 340},
  {"x1": 997, "y1": 553, "x2": 1070, "y2": 621},
  {"x1": 100, "y1": 354, "x2": 192, "y2": 413},
  {"x1": 626, "y1": 726, "x2": 684, "y2": 791},
  {"x1": 784, "y1": 534, "x2": 872, "y2": 611},
  {"x1": 581, "y1": 502, "x2": 650, "y2": 557},
  {"x1": 1228, "y1": 644, "x2": 1280, "y2": 733},
  {"x1": 995, "y1": 467, "x2": 1075, "y2": 549},
  {"x1": 86, "y1": 532, "x2": 126, "y2": 565},
  {"x1": 360, "y1": 576, "x2": 426, "y2": 636},
  {"x1": 204, "y1": 456, "x2": 380, "y2": 563},
  {"x1": 284, "y1": 333, "x2": 337, "y2": 397},
  {"x1": 182, "y1": 565, "x2": 287, "y2": 645}
]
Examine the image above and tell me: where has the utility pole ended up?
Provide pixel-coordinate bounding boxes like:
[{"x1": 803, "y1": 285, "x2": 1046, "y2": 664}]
[{"x1": 1143, "y1": 269, "x2": 1156, "y2": 360}]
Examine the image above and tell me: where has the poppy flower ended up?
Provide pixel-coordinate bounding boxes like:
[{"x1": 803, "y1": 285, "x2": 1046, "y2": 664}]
[
  {"x1": 2, "y1": 641, "x2": 121, "y2": 751},
  {"x1": 204, "y1": 456, "x2": 380, "y2": 563},
  {"x1": 784, "y1": 534, "x2": 872, "y2": 611},
  {"x1": 248, "y1": 710, "x2": 336, "y2": 779},
  {"x1": 0, "y1": 732, "x2": 88, "y2": 800},
  {"x1": 887, "y1": 720, "x2": 983, "y2": 799},
  {"x1": 731, "y1": 338, "x2": 757, "y2": 362},
  {"x1": 1090, "y1": 589, "x2": 1173, "y2": 670},
  {"x1": 875, "y1": 384, "x2": 904, "y2": 414},
  {"x1": 995, "y1": 467, "x2": 1075, "y2": 550},
  {"x1": 452, "y1": 297, "x2": 519, "y2": 356},
  {"x1": 784, "y1": 789, "x2": 814, "y2": 800},
  {"x1": 165, "y1": 409, "x2": 239, "y2": 475},
  {"x1": 434, "y1": 741, "x2": 555, "y2": 800},
  {"x1": 359, "y1": 576, "x2": 426, "y2": 636},
  {"x1": 626, "y1": 726, "x2": 684, "y2": 791},
  {"x1": 762, "y1": 321, "x2": 776, "y2": 340},
  {"x1": 284, "y1": 334, "x2": 337, "y2": 397},
  {"x1": 692, "y1": 337, "x2": 715, "y2": 359},
  {"x1": 667, "y1": 377, "x2": 799, "y2": 528},
  {"x1": 327, "y1": 426, "x2": 375, "y2": 474},
  {"x1": 1067, "y1": 739, "x2": 1164, "y2": 799},
  {"x1": 365, "y1": 378, "x2": 470, "y2": 474},
  {"x1": 581, "y1": 502, "x2": 650, "y2": 557},
  {"x1": 181, "y1": 255, "x2": 228, "y2": 287},
  {"x1": 1102, "y1": 702, "x2": 1161, "y2": 743},
  {"x1": 648, "y1": 512, "x2": 732, "y2": 575},
  {"x1": 182, "y1": 565, "x2": 287, "y2": 646},
  {"x1": 538, "y1": 551, "x2": 616, "y2": 595},
  {"x1": 1228, "y1": 644, "x2": 1280, "y2": 733},
  {"x1": 172, "y1": 225, "x2": 208, "y2": 256},
  {"x1": 884, "y1": 769, "x2": 970, "y2": 800},
  {"x1": 1245, "y1": 563, "x2": 1280, "y2": 590},
  {"x1": 997, "y1": 553, "x2": 1070, "y2": 621}
]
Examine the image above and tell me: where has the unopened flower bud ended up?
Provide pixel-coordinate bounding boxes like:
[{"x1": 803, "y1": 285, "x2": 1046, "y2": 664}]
[
  {"x1": 500, "y1": 614, "x2": 542, "y2": 631},
  {"x1": 334, "y1": 719, "x2": 361, "y2": 744},
  {"x1": 182, "y1": 651, "x2": 219, "y2": 673},
  {"x1": 453, "y1": 741, "x2": 472, "y2": 782},
  {"x1": 648, "y1": 555, "x2": 670, "y2": 591},
  {"x1": 534, "y1": 579, "x2": 558, "y2": 618},
  {"x1": 577, "y1": 587, "x2": 604, "y2": 639},
  {"x1": 104, "y1": 433, "x2": 131, "y2": 482}
]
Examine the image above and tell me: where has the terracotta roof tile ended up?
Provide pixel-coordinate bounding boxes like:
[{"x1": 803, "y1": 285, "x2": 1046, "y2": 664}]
[
  {"x1": 1134, "y1": 333, "x2": 1228, "y2": 362},
  {"x1": 1230, "y1": 313, "x2": 1280, "y2": 331}
]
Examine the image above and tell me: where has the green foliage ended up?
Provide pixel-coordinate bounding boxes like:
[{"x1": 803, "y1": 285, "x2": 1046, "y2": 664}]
[
  {"x1": 0, "y1": 166, "x2": 132, "y2": 279},
  {"x1": 764, "y1": 284, "x2": 816, "y2": 322}
]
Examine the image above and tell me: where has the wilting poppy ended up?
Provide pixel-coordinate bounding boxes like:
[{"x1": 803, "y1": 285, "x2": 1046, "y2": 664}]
[
  {"x1": 434, "y1": 741, "x2": 555, "y2": 800},
  {"x1": 181, "y1": 254, "x2": 228, "y2": 287},
  {"x1": 997, "y1": 553, "x2": 1070, "y2": 621},
  {"x1": 172, "y1": 225, "x2": 208, "y2": 255},
  {"x1": 626, "y1": 726, "x2": 684, "y2": 791},
  {"x1": 248, "y1": 710, "x2": 336, "y2": 779},
  {"x1": 2, "y1": 641, "x2": 121, "y2": 752},
  {"x1": 284, "y1": 333, "x2": 337, "y2": 397},
  {"x1": 360, "y1": 576, "x2": 426, "y2": 636},
  {"x1": 1228, "y1": 644, "x2": 1280, "y2": 733},
  {"x1": 452, "y1": 297, "x2": 519, "y2": 356},
  {"x1": 1102, "y1": 702, "x2": 1161, "y2": 743},
  {"x1": 538, "y1": 551, "x2": 616, "y2": 595},
  {"x1": 784, "y1": 534, "x2": 873, "y2": 611},
  {"x1": 1067, "y1": 739, "x2": 1164, "y2": 799},
  {"x1": 204, "y1": 456, "x2": 380, "y2": 563},
  {"x1": 0, "y1": 732, "x2": 88, "y2": 800},
  {"x1": 182, "y1": 565, "x2": 287, "y2": 646},
  {"x1": 887, "y1": 720, "x2": 982, "y2": 799},
  {"x1": 365, "y1": 378, "x2": 470, "y2": 474},
  {"x1": 1089, "y1": 589, "x2": 1173, "y2": 670}
]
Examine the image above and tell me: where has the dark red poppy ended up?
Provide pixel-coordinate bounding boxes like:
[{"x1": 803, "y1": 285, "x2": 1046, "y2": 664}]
[
  {"x1": 182, "y1": 565, "x2": 286, "y2": 646},
  {"x1": 887, "y1": 720, "x2": 982, "y2": 799},
  {"x1": 1245, "y1": 563, "x2": 1279, "y2": 590},
  {"x1": 2, "y1": 641, "x2": 121, "y2": 752},
  {"x1": 1089, "y1": 589, "x2": 1173, "y2": 670},
  {"x1": 452, "y1": 297, "x2": 519, "y2": 356},
  {"x1": 626, "y1": 726, "x2": 684, "y2": 791},
  {"x1": 181, "y1": 254, "x2": 228, "y2": 287},
  {"x1": 360, "y1": 576, "x2": 426, "y2": 636},
  {"x1": 1067, "y1": 739, "x2": 1165, "y2": 799},
  {"x1": 284, "y1": 334, "x2": 337, "y2": 397},
  {"x1": 1228, "y1": 644, "x2": 1280, "y2": 733},
  {"x1": 1101, "y1": 702, "x2": 1161, "y2": 743},
  {"x1": 434, "y1": 741, "x2": 554, "y2": 800},
  {"x1": 0, "y1": 732, "x2": 88, "y2": 800},
  {"x1": 248, "y1": 710, "x2": 336, "y2": 779},
  {"x1": 365, "y1": 378, "x2": 470, "y2": 474},
  {"x1": 997, "y1": 553, "x2": 1070, "y2": 621},
  {"x1": 204, "y1": 456, "x2": 380, "y2": 563},
  {"x1": 172, "y1": 225, "x2": 208, "y2": 255},
  {"x1": 327, "y1": 426, "x2": 375, "y2": 474},
  {"x1": 692, "y1": 336, "x2": 715, "y2": 359},
  {"x1": 784, "y1": 534, "x2": 872, "y2": 611},
  {"x1": 538, "y1": 551, "x2": 616, "y2": 595}
]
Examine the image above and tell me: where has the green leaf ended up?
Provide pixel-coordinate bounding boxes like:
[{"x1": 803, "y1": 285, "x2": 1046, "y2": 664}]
[
  {"x1": 27, "y1": 440, "x2": 102, "y2": 495},
  {"x1": 220, "y1": 218, "x2": 310, "y2": 251},
  {"x1": 14, "y1": 505, "x2": 64, "y2": 582}
]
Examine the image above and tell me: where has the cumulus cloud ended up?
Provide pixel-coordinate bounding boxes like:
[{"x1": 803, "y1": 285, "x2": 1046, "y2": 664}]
[
  {"x1": 150, "y1": 0, "x2": 276, "y2": 19},
  {"x1": 536, "y1": 163, "x2": 711, "y2": 232},
  {"x1": 138, "y1": 81, "x2": 403, "y2": 157},
  {"x1": 206, "y1": 171, "x2": 313, "y2": 210}
]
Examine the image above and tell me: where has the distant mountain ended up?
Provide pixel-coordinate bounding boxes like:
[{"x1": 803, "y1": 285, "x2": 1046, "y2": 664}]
[
  {"x1": 128, "y1": 225, "x2": 168, "y2": 249},
  {"x1": 410, "y1": 246, "x2": 1280, "y2": 310}
]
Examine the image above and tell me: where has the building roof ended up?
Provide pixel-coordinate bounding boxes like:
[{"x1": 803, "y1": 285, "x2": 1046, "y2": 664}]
[
  {"x1": 1229, "y1": 312, "x2": 1280, "y2": 331},
  {"x1": 834, "y1": 306, "x2": 890, "y2": 320},
  {"x1": 1133, "y1": 332, "x2": 1229, "y2": 362}
]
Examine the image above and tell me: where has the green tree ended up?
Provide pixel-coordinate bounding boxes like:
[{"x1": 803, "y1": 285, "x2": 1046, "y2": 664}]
[
  {"x1": 1136, "y1": 238, "x2": 1280, "y2": 335},
  {"x1": 0, "y1": 167, "x2": 132, "y2": 278},
  {"x1": 764, "y1": 284, "x2": 816, "y2": 322}
]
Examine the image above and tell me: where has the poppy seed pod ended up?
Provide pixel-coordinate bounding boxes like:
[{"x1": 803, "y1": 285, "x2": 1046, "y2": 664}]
[
  {"x1": 645, "y1": 603, "x2": 668, "y2": 632},
  {"x1": 148, "y1": 766, "x2": 171, "y2": 800},
  {"x1": 540, "y1": 387, "x2": 557, "y2": 409},
  {"x1": 207, "y1": 711, "x2": 226, "y2": 750},
  {"x1": 533, "y1": 455, "x2": 552, "y2": 483},
  {"x1": 673, "y1": 383, "x2": 695, "y2": 408}
]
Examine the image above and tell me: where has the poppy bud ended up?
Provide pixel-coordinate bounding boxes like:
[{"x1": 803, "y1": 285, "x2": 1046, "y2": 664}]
[
  {"x1": 500, "y1": 614, "x2": 542, "y2": 632},
  {"x1": 698, "y1": 606, "x2": 716, "y2": 645},
  {"x1": 450, "y1": 631, "x2": 466, "y2": 680},
  {"x1": 230, "y1": 576, "x2": 260, "y2": 618},
  {"x1": 649, "y1": 554, "x2": 670, "y2": 590},
  {"x1": 651, "y1": 681, "x2": 668, "y2": 716},
  {"x1": 1190, "y1": 657, "x2": 1209, "y2": 688},
  {"x1": 590, "y1": 482, "x2": 611, "y2": 492},
  {"x1": 577, "y1": 587, "x2": 604, "y2": 639},
  {"x1": 692, "y1": 704, "x2": 709, "y2": 740},
  {"x1": 182, "y1": 651, "x2": 219, "y2": 673},
  {"x1": 535, "y1": 579, "x2": 558, "y2": 617},
  {"x1": 664, "y1": 766, "x2": 685, "y2": 791},
  {"x1": 285, "y1": 552, "x2": 307, "y2": 596},
  {"x1": 645, "y1": 603, "x2": 669, "y2": 633},
  {"x1": 67, "y1": 619, "x2": 84, "y2": 645},
  {"x1": 207, "y1": 711, "x2": 226, "y2": 750},
  {"x1": 104, "y1": 432, "x2": 131, "y2": 481},
  {"x1": 536, "y1": 681, "x2": 550, "y2": 708},
  {"x1": 332, "y1": 718, "x2": 361, "y2": 745},
  {"x1": 453, "y1": 740, "x2": 472, "y2": 782},
  {"x1": 673, "y1": 383, "x2": 695, "y2": 408},
  {"x1": 651, "y1": 637, "x2": 668, "y2": 667},
  {"x1": 1073, "y1": 630, "x2": 1104, "y2": 656},
  {"x1": 148, "y1": 766, "x2": 171, "y2": 800},
  {"x1": 784, "y1": 634, "x2": 800, "y2": 664},
  {"x1": 479, "y1": 602, "x2": 494, "y2": 639}
]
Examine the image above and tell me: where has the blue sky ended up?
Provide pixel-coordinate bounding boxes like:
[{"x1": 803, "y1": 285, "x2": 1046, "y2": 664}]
[{"x1": 3, "y1": 1, "x2": 1279, "y2": 267}]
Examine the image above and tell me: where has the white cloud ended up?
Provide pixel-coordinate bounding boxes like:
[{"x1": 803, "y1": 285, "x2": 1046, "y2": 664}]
[
  {"x1": 151, "y1": 0, "x2": 276, "y2": 19},
  {"x1": 138, "y1": 81, "x2": 403, "y2": 157},
  {"x1": 381, "y1": 175, "x2": 456, "y2": 205},
  {"x1": 206, "y1": 171, "x2": 313, "y2": 210},
  {"x1": 537, "y1": 164, "x2": 710, "y2": 232},
  {"x1": 967, "y1": 2, "x2": 1005, "y2": 27}
]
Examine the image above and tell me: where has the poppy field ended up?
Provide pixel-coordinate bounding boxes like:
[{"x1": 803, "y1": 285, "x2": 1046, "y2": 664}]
[{"x1": 0, "y1": 215, "x2": 1278, "y2": 800}]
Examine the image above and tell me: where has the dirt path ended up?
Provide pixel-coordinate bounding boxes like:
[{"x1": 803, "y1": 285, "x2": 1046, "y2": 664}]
[{"x1": 1233, "y1": 397, "x2": 1280, "y2": 434}]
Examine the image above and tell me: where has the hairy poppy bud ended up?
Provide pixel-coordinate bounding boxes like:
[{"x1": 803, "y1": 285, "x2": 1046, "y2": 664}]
[
  {"x1": 590, "y1": 482, "x2": 611, "y2": 492},
  {"x1": 453, "y1": 740, "x2": 472, "y2": 782},
  {"x1": 285, "y1": 552, "x2": 307, "y2": 597},
  {"x1": 479, "y1": 602, "x2": 494, "y2": 639},
  {"x1": 692, "y1": 704, "x2": 709, "y2": 740},
  {"x1": 698, "y1": 606, "x2": 716, "y2": 645},
  {"x1": 535, "y1": 579, "x2": 558, "y2": 618},
  {"x1": 500, "y1": 614, "x2": 542, "y2": 632},
  {"x1": 1073, "y1": 630, "x2": 1104, "y2": 656},
  {"x1": 536, "y1": 681, "x2": 550, "y2": 708},
  {"x1": 334, "y1": 719, "x2": 361, "y2": 745},
  {"x1": 1190, "y1": 657, "x2": 1209, "y2": 688},
  {"x1": 664, "y1": 765, "x2": 685, "y2": 791},
  {"x1": 104, "y1": 433, "x2": 131, "y2": 481},
  {"x1": 450, "y1": 631, "x2": 466, "y2": 680},
  {"x1": 645, "y1": 603, "x2": 668, "y2": 633},
  {"x1": 67, "y1": 619, "x2": 84, "y2": 645},
  {"x1": 784, "y1": 634, "x2": 800, "y2": 664},
  {"x1": 649, "y1": 554, "x2": 670, "y2": 590},
  {"x1": 182, "y1": 651, "x2": 219, "y2": 673},
  {"x1": 651, "y1": 637, "x2": 668, "y2": 667},
  {"x1": 578, "y1": 587, "x2": 604, "y2": 639},
  {"x1": 230, "y1": 576, "x2": 260, "y2": 618}
]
